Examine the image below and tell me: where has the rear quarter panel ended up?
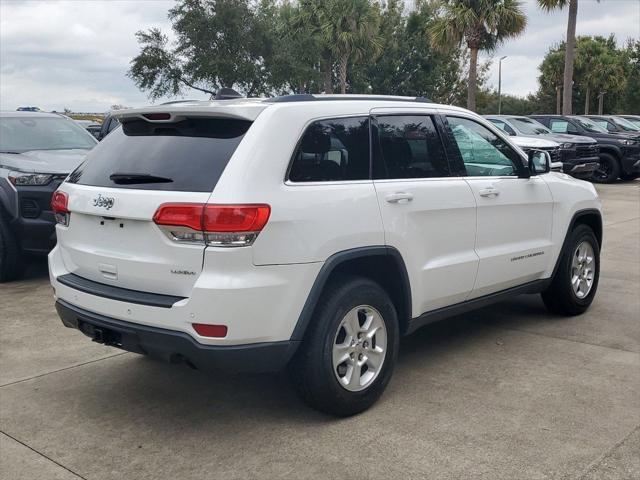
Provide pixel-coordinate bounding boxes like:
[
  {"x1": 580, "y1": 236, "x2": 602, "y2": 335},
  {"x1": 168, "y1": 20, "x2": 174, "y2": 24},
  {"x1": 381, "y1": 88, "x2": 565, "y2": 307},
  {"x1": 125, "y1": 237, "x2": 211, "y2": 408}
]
[{"x1": 209, "y1": 104, "x2": 385, "y2": 266}]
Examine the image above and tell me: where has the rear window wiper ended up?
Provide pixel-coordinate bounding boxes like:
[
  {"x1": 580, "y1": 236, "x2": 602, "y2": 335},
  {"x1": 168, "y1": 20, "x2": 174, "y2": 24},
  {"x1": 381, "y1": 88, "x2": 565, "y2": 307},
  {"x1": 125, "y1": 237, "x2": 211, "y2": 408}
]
[{"x1": 109, "y1": 172, "x2": 173, "y2": 184}]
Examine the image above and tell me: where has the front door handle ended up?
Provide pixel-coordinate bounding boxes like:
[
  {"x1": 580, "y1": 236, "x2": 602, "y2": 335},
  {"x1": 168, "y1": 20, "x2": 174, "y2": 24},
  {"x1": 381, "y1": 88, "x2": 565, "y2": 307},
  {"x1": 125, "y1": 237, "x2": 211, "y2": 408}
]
[
  {"x1": 385, "y1": 192, "x2": 414, "y2": 204},
  {"x1": 478, "y1": 187, "x2": 500, "y2": 198}
]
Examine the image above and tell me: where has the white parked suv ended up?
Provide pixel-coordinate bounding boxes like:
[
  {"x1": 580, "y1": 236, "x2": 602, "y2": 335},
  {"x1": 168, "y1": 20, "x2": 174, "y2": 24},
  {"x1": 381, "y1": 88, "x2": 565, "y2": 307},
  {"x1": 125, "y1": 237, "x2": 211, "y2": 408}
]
[{"x1": 49, "y1": 95, "x2": 602, "y2": 415}]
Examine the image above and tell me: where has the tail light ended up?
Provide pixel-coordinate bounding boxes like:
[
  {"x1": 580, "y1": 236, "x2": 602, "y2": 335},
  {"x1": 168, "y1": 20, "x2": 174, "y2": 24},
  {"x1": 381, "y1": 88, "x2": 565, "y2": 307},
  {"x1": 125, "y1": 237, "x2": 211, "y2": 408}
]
[
  {"x1": 153, "y1": 203, "x2": 270, "y2": 247},
  {"x1": 51, "y1": 190, "x2": 70, "y2": 226}
]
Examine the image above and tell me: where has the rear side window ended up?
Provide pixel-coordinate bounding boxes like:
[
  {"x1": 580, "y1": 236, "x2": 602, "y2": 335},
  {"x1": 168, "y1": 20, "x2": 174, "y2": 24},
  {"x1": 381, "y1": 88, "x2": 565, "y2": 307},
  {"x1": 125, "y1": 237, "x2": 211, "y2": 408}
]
[
  {"x1": 68, "y1": 118, "x2": 251, "y2": 192},
  {"x1": 374, "y1": 115, "x2": 450, "y2": 179},
  {"x1": 289, "y1": 117, "x2": 370, "y2": 182}
]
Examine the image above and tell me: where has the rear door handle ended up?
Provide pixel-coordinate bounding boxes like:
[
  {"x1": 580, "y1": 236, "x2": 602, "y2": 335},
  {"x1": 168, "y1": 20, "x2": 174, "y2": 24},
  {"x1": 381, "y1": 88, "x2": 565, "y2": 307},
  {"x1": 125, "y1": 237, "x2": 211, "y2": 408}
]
[
  {"x1": 385, "y1": 192, "x2": 414, "y2": 204},
  {"x1": 478, "y1": 187, "x2": 500, "y2": 198}
]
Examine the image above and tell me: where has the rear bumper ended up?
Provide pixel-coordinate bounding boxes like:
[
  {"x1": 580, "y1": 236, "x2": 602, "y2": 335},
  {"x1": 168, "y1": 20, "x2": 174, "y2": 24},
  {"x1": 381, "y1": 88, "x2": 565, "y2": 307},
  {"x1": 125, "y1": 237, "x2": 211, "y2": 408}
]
[
  {"x1": 49, "y1": 244, "x2": 321, "y2": 345},
  {"x1": 56, "y1": 299, "x2": 299, "y2": 373}
]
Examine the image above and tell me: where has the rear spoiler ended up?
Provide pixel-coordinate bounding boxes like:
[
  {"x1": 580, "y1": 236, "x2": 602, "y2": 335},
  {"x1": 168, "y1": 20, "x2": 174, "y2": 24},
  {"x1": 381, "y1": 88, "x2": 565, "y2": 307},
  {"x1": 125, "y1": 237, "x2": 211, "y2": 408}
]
[{"x1": 111, "y1": 101, "x2": 268, "y2": 123}]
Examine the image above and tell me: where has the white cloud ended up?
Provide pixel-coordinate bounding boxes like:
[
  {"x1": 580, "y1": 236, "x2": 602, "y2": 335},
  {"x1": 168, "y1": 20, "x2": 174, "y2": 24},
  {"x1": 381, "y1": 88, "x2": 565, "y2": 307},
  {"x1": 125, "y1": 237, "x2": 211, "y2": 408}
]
[
  {"x1": 0, "y1": 0, "x2": 638, "y2": 111},
  {"x1": 0, "y1": 0, "x2": 192, "y2": 112},
  {"x1": 484, "y1": 0, "x2": 640, "y2": 97}
]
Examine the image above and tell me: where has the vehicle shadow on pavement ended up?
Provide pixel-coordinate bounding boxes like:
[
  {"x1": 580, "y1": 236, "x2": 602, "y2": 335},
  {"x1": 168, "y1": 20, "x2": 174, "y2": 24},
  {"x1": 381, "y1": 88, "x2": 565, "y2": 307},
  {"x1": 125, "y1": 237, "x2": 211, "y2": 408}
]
[
  {"x1": 46, "y1": 297, "x2": 547, "y2": 426},
  {"x1": 21, "y1": 256, "x2": 49, "y2": 281}
]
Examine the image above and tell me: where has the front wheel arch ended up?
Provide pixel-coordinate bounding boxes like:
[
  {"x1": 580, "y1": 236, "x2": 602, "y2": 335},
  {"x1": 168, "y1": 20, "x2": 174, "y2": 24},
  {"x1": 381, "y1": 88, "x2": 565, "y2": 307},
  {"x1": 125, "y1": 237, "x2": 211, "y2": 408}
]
[{"x1": 551, "y1": 209, "x2": 602, "y2": 280}]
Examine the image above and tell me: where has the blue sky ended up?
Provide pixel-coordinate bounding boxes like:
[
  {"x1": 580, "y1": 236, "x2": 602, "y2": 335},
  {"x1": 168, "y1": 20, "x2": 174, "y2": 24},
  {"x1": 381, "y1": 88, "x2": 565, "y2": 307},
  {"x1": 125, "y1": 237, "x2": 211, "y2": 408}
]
[{"x1": 1, "y1": 0, "x2": 638, "y2": 112}]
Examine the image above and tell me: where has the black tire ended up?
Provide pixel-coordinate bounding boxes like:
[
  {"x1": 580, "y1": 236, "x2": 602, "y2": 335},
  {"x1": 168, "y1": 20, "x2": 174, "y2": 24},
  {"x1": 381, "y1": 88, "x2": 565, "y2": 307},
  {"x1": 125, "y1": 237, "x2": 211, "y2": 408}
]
[
  {"x1": 289, "y1": 276, "x2": 399, "y2": 416},
  {"x1": 620, "y1": 172, "x2": 639, "y2": 181},
  {"x1": 591, "y1": 153, "x2": 620, "y2": 183},
  {"x1": 541, "y1": 224, "x2": 600, "y2": 316},
  {"x1": 0, "y1": 210, "x2": 25, "y2": 282}
]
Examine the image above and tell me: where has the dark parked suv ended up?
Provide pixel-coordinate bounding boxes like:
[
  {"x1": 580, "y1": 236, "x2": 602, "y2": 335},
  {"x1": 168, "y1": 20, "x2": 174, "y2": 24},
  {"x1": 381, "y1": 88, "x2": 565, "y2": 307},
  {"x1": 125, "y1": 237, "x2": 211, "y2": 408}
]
[
  {"x1": 0, "y1": 112, "x2": 97, "y2": 281},
  {"x1": 96, "y1": 113, "x2": 120, "y2": 140},
  {"x1": 484, "y1": 115, "x2": 600, "y2": 179},
  {"x1": 584, "y1": 115, "x2": 640, "y2": 134},
  {"x1": 530, "y1": 115, "x2": 640, "y2": 182}
]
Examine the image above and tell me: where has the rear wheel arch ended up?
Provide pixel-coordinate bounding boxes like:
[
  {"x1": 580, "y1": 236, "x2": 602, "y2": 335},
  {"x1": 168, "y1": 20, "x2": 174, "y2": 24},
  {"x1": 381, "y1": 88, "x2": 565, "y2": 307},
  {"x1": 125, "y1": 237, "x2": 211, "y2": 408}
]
[{"x1": 291, "y1": 246, "x2": 412, "y2": 341}]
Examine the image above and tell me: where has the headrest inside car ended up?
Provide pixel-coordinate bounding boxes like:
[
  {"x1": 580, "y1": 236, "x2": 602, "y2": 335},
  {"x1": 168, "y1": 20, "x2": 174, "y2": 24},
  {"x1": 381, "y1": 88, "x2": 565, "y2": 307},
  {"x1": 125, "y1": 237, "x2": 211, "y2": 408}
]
[{"x1": 302, "y1": 129, "x2": 331, "y2": 154}]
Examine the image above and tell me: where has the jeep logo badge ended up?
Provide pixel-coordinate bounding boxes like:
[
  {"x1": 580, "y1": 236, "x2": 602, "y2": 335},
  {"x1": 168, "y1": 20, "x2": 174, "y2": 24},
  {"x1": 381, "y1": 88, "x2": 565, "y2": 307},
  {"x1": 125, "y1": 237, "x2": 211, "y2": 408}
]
[{"x1": 93, "y1": 194, "x2": 114, "y2": 210}]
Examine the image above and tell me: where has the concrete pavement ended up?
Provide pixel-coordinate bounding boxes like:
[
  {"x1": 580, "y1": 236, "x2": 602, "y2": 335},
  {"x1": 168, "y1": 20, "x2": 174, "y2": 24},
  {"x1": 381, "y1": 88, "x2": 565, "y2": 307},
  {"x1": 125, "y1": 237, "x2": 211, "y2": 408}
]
[{"x1": 1, "y1": 182, "x2": 638, "y2": 479}]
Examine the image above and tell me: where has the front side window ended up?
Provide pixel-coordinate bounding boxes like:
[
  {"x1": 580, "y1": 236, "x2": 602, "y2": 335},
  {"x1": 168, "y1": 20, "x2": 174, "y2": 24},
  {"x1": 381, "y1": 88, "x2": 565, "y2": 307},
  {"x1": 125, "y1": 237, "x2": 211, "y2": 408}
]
[
  {"x1": 289, "y1": 117, "x2": 370, "y2": 182},
  {"x1": 447, "y1": 116, "x2": 520, "y2": 177},
  {"x1": 591, "y1": 119, "x2": 614, "y2": 131},
  {"x1": 572, "y1": 117, "x2": 608, "y2": 134},
  {"x1": 374, "y1": 115, "x2": 449, "y2": 179},
  {"x1": 612, "y1": 117, "x2": 640, "y2": 132},
  {"x1": 488, "y1": 119, "x2": 516, "y2": 136}
]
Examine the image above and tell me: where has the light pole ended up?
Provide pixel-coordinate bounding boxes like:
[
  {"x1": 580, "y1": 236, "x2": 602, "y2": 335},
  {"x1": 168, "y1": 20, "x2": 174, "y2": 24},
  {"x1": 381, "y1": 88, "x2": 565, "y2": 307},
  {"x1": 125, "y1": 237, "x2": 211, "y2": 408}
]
[{"x1": 498, "y1": 56, "x2": 507, "y2": 114}]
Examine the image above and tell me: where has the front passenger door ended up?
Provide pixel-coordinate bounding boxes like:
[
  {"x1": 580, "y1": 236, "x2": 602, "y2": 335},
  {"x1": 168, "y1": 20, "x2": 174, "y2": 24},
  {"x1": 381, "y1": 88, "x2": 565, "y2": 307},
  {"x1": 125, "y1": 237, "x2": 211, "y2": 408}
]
[{"x1": 445, "y1": 116, "x2": 554, "y2": 298}]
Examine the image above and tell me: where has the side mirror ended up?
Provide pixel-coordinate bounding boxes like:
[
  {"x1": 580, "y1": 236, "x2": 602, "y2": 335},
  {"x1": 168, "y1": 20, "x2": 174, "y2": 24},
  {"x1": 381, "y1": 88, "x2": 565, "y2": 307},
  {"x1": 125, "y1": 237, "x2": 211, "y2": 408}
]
[{"x1": 527, "y1": 149, "x2": 551, "y2": 175}]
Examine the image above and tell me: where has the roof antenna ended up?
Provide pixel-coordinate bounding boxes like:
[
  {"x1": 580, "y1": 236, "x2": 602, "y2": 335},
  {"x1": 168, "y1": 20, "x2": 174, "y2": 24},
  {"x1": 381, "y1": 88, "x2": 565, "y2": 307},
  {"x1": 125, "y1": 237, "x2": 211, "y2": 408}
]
[{"x1": 214, "y1": 88, "x2": 243, "y2": 100}]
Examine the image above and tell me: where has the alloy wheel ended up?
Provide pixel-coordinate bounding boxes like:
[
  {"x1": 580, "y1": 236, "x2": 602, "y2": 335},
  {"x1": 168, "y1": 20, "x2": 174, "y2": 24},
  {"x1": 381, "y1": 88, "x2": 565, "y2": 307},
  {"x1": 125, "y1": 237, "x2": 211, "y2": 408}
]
[
  {"x1": 332, "y1": 305, "x2": 387, "y2": 392},
  {"x1": 571, "y1": 241, "x2": 595, "y2": 299}
]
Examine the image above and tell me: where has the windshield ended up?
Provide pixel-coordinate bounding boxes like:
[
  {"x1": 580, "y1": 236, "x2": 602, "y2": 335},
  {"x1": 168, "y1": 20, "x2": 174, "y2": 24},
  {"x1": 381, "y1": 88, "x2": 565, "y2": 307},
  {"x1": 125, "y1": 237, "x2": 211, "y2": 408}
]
[
  {"x1": 612, "y1": 117, "x2": 640, "y2": 132},
  {"x1": 573, "y1": 117, "x2": 608, "y2": 133},
  {"x1": 509, "y1": 117, "x2": 551, "y2": 135},
  {"x1": 0, "y1": 117, "x2": 96, "y2": 153},
  {"x1": 623, "y1": 117, "x2": 640, "y2": 129}
]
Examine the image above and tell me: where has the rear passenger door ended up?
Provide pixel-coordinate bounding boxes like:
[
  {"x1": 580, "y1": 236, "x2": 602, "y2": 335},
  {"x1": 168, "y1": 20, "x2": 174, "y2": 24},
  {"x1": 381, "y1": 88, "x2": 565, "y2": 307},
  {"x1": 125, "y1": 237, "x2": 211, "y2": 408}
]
[
  {"x1": 371, "y1": 112, "x2": 479, "y2": 314},
  {"x1": 443, "y1": 115, "x2": 553, "y2": 298}
]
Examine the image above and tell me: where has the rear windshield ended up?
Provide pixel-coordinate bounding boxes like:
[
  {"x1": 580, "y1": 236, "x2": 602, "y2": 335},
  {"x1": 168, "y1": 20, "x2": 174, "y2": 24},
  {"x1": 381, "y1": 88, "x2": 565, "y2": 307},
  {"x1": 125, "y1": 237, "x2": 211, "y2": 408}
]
[{"x1": 67, "y1": 117, "x2": 251, "y2": 192}]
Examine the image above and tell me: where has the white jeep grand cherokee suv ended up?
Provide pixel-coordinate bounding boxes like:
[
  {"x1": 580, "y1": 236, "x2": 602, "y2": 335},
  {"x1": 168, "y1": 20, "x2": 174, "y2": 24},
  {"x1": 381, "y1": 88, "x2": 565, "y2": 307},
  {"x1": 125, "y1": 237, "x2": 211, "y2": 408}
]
[{"x1": 49, "y1": 95, "x2": 602, "y2": 415}]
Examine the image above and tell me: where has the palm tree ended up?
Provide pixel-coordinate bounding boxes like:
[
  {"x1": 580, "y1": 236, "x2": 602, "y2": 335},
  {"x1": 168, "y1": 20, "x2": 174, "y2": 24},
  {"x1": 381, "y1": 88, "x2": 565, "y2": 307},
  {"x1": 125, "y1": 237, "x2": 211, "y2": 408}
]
[
  {"x1": 538, "y1": 0, "x2": 579, "y2": 115},
  {"x1": 429, "y1": 0, "x2": 526, "y2": 112},
  {"x1": 319, "y1": 0, "x2": 381, "y2": 94},
  {"x1": 296, "y1": 0, "x2": 380, "y2": 94}
]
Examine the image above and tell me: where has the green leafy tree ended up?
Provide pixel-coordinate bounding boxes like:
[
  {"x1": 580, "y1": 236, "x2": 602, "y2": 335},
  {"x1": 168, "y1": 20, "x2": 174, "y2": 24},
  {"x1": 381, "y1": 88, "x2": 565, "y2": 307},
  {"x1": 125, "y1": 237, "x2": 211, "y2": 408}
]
[
  {"x1": 429, "y1": 0, "x2": 526, "y2": 111},
  {"x1": 295, "y1": 0, "x2": 381, "y2": 94},
  {"x1": 575, "y1": 36, "x2": 624, "y2": 114},
  {"x1": 351, "y1": 0, "x2": 470, "y2": 102},
  {"x1": 615, "y1": 39, "x2": 640, "y2": 114},
  {"x1": 535, "y1": 36, "x2": 632, "y2": 114},
  {"x1": 537, "y1": 43, "x2": 566, "y2": 113},
  {"x1": 266, "y1": 1, "x2": 323, "y2": 94},
  {"x1": 476, "y1": 90, "x2": 537, "y2": 115},
  {"x1": 538, "y1": 0, "x2": 601, "y2": 114},
  {"x1": 128, "y1": 0, "x2": 274, "y2": 98}
]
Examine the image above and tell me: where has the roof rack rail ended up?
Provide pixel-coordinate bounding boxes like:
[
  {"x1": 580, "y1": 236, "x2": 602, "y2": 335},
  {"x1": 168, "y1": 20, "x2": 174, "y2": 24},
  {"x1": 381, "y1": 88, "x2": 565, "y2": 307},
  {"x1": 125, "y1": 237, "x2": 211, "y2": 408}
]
[
  {"x1": 159, "y1": 99, "x2": 201, "y2": 105},
  {"x1": 265, "y1": 94, "x2": 432, "y2": 103}
]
